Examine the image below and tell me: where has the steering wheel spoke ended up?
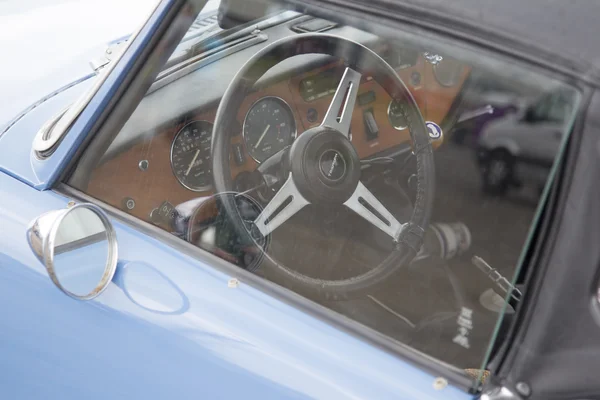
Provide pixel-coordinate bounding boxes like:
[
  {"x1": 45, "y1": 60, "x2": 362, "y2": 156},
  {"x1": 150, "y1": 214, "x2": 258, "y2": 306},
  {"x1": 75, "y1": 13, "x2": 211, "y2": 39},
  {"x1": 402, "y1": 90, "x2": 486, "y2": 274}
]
[
  {"x1": 321, "y1": 67, "x2": 361, "y2": 138},
  {"x1": 253, "y1": 175, "x2": 309, "y2": 236},
  {"x1": 212, "y1": 34, "x2": 433, "y2": 298},
  {"x1": 343, "y1": 181, "x2": 405, "y2": 241}
]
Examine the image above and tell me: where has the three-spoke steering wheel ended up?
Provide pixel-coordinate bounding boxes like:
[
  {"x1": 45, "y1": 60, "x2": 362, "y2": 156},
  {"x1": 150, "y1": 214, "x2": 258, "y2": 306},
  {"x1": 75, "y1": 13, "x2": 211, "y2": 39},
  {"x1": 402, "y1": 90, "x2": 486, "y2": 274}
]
[{"x1": 212, "y1": 34, "x2": 435, "y2": 300}]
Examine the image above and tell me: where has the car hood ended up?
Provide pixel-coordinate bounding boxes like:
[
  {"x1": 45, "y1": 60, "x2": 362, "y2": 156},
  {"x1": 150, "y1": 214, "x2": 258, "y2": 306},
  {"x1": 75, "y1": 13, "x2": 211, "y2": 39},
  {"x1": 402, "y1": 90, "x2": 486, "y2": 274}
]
[{"x1": 0, "y1": 0, "x2": 157, "y2": 133}]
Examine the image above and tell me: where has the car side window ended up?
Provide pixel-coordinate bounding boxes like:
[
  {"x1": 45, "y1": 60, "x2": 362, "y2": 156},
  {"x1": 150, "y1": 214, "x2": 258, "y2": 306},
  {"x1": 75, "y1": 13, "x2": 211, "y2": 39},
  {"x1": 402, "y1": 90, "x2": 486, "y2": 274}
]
[
  {"x1": 66, "y1": 0, "x2": 580, "y2": 389},
  {"x1": 530, "y1": 94, "x2": 553, "y2": 122},
  {"x1": 530, "y1": 92, "x2": 572, "y2": 124},
  {"x1": 548, "y1": 94, "x2": 573, "y2": 124}
]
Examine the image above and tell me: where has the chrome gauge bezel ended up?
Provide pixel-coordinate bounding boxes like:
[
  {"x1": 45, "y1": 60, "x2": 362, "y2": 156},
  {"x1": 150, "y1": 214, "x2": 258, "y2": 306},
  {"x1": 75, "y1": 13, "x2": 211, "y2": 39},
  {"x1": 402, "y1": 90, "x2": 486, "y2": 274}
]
[
  {"x1": 387, "y1": 100, "x2": 409, "y2": 131},
  {"x1": 242, "y1": 96, "x2": 297, "y2": 163},
  {"x1": 170, "y1": 120, "x2": 214, "y2": 192}
]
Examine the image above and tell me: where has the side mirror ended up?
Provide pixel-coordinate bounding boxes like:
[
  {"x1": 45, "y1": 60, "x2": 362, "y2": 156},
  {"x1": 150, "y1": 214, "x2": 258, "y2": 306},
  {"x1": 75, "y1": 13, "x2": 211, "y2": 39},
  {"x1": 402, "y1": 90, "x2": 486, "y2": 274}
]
[{"x1": 27, "y1": 203, "x2": 117, "y2": 300}]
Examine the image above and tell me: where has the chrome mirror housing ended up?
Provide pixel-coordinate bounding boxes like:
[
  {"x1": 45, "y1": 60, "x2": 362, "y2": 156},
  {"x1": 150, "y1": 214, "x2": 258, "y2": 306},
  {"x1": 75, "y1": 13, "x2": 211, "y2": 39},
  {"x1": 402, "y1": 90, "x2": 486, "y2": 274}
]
[{"x1": 27, "y1": 203, "x2": 118, "y2": 300}]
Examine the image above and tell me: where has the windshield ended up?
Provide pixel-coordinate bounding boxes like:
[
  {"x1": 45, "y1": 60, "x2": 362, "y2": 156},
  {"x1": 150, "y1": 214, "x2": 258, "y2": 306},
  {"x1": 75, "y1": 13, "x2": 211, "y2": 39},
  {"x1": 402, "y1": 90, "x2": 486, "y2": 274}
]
[
  {"x1": 176, "y1": 0, "x2": 221, "y2": 47},
  {"x1": 69, "y1": 0, "x2": 580, "y2": 390}
]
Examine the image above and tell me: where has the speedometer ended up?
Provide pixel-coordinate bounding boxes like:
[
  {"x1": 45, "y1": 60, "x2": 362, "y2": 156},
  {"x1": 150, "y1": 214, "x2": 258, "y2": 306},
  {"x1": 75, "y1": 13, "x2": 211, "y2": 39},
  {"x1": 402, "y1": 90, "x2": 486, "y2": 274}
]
[
  {"x1": 170, "y1": 120, "x2": 213, "y2": 191},
  {"x1": 243, "y1": 97, "x2": 296, "y2": 163}
]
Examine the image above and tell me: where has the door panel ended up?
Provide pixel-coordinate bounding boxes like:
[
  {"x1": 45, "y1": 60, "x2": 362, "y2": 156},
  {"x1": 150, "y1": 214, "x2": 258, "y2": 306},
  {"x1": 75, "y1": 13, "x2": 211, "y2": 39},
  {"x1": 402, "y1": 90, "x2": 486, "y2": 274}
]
[{"x1": 0, "y1": 171, "x2": 471, "y2": 400}]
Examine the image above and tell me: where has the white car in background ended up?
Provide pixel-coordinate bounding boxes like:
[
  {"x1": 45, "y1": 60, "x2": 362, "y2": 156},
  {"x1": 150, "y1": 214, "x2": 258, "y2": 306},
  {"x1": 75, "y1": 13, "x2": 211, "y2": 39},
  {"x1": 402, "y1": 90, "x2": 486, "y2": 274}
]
[{"x1": 476, "y1": 89, "x2": 574, "y2": 195}]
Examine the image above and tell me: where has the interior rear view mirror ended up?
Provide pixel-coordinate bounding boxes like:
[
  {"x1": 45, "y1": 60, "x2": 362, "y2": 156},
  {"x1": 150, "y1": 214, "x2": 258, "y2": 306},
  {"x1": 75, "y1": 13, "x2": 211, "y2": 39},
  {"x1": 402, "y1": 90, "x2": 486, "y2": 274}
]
[{"x1": 27, "y1": 203, "x2": 118, "y2": 300}]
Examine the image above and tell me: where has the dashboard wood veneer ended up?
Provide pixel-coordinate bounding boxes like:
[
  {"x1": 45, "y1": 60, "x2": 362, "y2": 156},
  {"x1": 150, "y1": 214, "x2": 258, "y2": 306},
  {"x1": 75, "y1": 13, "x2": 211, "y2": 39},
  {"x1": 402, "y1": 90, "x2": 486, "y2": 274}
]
[{"x1": 87, "y1": 54, "x2": 470, "y2": 226}]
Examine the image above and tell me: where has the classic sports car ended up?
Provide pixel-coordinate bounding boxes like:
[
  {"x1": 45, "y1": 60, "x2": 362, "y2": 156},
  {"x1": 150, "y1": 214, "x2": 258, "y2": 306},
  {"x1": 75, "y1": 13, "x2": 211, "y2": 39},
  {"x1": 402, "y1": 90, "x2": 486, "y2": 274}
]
[{"x1": 0, "y1": 0, "x2": 597, "y2": 399}]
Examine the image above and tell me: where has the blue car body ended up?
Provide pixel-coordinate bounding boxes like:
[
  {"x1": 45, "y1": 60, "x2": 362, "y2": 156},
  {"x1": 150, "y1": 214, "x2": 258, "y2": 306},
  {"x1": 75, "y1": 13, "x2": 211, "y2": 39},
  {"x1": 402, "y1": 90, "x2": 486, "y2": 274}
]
[{"x1": 0, "y1": 2, "x2": 472, "y2": 399}]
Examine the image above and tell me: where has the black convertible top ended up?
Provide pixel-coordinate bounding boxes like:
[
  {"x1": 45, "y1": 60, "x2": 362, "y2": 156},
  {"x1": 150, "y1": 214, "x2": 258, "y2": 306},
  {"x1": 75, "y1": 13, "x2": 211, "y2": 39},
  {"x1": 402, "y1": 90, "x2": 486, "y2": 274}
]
[
  {"x1": 290, "y1": 0, "x2": 600, "y2": 83},
  {"x1": 398, "y1": 0, "x2": 599, "y2": 67}
]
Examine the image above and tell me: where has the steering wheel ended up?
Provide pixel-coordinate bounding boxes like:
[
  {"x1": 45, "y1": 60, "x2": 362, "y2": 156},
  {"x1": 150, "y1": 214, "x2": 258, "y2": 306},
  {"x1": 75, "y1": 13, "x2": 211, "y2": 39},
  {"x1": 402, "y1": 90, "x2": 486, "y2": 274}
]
[{"x1": 212, "y1": 34, "x2": 435, "y2": 300}]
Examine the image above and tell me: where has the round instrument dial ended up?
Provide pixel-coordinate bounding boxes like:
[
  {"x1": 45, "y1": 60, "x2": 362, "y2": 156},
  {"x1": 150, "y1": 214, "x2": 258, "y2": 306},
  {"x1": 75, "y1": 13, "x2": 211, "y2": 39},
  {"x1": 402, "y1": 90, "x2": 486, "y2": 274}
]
[
  {"x1": 433, "y1": 57, "x2": 463, "y2": 87},
  {"x1": 387, "y1": 100, "x2": 409, "y2": 130},
  {"x1": 243, "y1": 97, "x2": 296, "y2": 163},
  {"x1": 171, "y1": 120, "x2": 213, "y2": 191}
]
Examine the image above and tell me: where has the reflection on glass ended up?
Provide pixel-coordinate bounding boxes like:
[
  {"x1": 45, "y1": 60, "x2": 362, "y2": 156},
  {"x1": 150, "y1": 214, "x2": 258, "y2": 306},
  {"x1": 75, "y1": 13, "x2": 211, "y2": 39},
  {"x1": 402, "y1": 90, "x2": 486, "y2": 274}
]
[
  {"x1": 68, "y1": 0, "x2": 581, "y2": 389},
  {"x1": 53, "y1": 208, "x2": 109, "y2": 297}
]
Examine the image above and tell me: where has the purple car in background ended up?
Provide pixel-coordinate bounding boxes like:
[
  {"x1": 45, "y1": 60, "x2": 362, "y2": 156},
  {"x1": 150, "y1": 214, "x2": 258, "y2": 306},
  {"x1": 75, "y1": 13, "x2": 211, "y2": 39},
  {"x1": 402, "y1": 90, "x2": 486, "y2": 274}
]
[{"x1": 450, "y1": 73, "x2": 524, "y2": 146}]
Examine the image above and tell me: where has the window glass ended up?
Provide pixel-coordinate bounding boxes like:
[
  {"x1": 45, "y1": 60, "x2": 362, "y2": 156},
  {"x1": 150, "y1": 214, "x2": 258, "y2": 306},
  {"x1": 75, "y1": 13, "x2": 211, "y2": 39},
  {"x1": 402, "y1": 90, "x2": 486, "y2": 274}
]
[
  {"x1": 548, "y1": 94, "x2": 573, "y2": 124},
  {"x1": 532, "y1": 95, "x2": 554, "y2": 121},
  {"x1": 68, "y1": 0, "x2": 579, "y2": 387}
]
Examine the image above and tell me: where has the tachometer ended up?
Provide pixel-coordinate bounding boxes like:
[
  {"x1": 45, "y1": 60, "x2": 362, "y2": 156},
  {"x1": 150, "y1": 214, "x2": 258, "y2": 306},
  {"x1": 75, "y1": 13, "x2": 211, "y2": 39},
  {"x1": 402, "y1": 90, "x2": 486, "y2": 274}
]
[
  {"x1": 243, "y1": 97, "x2": 296, "y2": 163},
  {"x1": 433, "y1": 57, "x2": 463, "y2": 87},
  {"x1": 171, "y1": 120, "x2": 213, "y2": 191}
]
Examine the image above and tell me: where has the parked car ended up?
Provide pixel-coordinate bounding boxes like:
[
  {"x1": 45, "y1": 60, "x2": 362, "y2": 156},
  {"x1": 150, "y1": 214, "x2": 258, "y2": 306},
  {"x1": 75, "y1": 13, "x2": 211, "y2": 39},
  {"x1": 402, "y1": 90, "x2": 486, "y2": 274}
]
[
  {"x1": 476, "y1": 89, "x2": 575, "y2": 195},
  {"x1": 450, "y1": 75, "x2": 522, "y2": 146},
  {"x1": 0, "y1": 0, "x2": 597, "y2": 399}
]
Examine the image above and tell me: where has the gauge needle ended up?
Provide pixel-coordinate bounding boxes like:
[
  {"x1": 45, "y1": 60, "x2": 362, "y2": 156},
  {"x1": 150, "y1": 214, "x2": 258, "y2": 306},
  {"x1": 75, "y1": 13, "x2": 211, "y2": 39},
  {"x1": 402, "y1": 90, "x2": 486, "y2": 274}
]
[
  {"x1": 185, "y1": 149, "x2": 200, "y2": 176},
  {"x1": 254, "y1": 124, "x2": 271, "y2": 149}
]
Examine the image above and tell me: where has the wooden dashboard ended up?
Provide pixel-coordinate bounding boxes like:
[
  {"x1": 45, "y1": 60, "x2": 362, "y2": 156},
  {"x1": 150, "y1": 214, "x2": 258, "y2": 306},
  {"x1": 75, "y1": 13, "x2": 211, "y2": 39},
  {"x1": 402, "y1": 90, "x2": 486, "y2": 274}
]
[{"x1": 87, "y1": 53, "x2": 470, "y2": 228}]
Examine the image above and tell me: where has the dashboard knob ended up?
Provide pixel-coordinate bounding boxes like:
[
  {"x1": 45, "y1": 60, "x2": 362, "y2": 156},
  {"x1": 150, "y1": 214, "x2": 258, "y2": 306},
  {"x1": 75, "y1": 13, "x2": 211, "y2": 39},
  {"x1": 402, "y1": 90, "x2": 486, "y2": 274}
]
[
  {"x1": 138, "y1": 160, "x2": 149, "y2": 171},
  {"x1": 122, "y1": 197, "x2": 136, "y2": 211}
]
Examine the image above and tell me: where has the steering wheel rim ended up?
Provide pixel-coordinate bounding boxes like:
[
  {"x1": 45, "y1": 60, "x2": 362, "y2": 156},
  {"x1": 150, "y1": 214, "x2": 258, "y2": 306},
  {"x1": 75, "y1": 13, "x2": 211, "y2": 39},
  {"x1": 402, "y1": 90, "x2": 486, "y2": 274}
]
[{"x1": 212, "y1": 33, "x2": 435, "y2": 300}]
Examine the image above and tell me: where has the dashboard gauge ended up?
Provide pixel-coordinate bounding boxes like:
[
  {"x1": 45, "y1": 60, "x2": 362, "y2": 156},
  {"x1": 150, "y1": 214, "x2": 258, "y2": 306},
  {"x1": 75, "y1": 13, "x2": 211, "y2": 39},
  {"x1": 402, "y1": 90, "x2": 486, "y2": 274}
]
[
  {"x1": 387, "y1": 100, "x2": 409, "y2": 130},
  {"x1": 243, "y1": 96, "x2": 296, "y2": 163},
  {"x1": 171, "y1": 120, "x2": 213, "y2": 191},
  {"x1": 433, "y1": 57, "x2": 463, "y2": 87}
]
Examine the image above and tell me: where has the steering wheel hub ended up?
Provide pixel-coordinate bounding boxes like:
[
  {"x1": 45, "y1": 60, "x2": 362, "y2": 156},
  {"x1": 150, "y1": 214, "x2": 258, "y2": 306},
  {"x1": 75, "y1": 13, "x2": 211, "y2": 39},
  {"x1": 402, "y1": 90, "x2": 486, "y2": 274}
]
[
  {"x1": 319, "y1": 149, "x2": 346, "y2": 181},
  {"x1": 289, "y1": 126, "x2": 360, "y2": 204}
]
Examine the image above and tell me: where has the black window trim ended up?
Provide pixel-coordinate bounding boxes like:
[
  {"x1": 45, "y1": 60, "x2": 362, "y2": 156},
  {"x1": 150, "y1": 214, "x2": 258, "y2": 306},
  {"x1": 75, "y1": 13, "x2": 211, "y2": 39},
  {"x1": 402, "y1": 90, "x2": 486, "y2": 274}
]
[{"x1": 490, "y1": 86, "x2": 593, "y2": 382}]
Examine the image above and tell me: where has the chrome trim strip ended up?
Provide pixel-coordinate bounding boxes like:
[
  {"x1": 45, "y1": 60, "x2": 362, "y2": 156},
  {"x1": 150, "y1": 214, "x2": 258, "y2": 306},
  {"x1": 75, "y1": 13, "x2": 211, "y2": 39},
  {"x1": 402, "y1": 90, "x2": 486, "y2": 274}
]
[
  {"x1": 31, "y1": 1, "x2": 161, "y2": 158},
  {"x1": 1, "y1": 74, "x2": 94, "y2": 139}
]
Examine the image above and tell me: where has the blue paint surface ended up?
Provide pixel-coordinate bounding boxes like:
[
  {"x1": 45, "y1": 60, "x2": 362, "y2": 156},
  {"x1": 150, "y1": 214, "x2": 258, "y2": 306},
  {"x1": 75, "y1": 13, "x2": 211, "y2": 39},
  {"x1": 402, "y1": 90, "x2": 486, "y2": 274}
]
[{"x1": 0, "y1": 171, "x2": 473, "y2": 399}]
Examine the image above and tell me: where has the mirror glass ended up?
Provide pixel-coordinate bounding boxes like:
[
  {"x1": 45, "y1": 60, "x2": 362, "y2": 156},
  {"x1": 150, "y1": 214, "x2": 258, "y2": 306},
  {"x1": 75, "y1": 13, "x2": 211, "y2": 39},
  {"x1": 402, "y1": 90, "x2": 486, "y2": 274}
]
[{"x1": 52, "y1": 208, "x2": 109, "y2": 297}]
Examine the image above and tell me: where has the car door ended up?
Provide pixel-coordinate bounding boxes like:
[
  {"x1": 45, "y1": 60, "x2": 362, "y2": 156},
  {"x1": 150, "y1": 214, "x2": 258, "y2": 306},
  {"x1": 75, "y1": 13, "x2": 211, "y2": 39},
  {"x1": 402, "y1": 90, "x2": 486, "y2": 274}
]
[
  {"x1": 5, "y1": 173, "x2": 472, "y2": 400},
  {"x1": 0, "y1": 0, "x2": 582, "y2": 399}
]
